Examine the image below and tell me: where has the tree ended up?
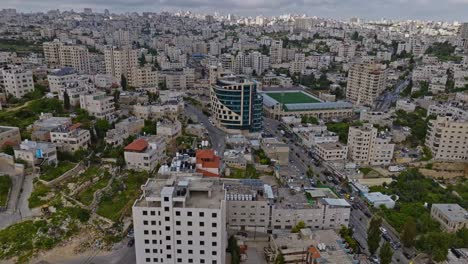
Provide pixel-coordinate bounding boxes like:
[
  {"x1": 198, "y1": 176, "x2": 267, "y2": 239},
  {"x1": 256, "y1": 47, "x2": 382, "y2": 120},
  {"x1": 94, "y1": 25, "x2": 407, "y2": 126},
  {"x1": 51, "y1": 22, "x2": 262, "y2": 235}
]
[
  {"x1": 291, "y1": 220, "x2": 306, "y2": 233},
  {"x1": 94, "y1": 119, "x2": 111, "y2": 139},
  {"x1": 1, "y1": 145, "x2": 14, "y2": 156},
  {"x1": 417, "y1": 232, "x2": 452, "y2": 262},
  {"x1": 139, "y1": 53, "x2": 146, "y2": 66},
  {"x1": 63, "y1": 91, "x2": 71, "y2": 110},
  {"x1": 351, "y1": 31, "x2": 359, "y2": 41},
  {"x1": 121, "y1": 74, "x2": 128, "y2": 90},
  {"x1": 379, "y1": 241, "x2": 393, "y2": 264},
  {"x1": 275, "y1": 253, "x2": 285, "y2": 264},
  {"x1": 367, "y1": 216, "x2": 383, "y2": 255},
  {"x1": 227, "y1": 236, "x2": 241, "y2": 264},
  {"x1": 401, "y1": 218, "x2": 417, "y2": 248}
]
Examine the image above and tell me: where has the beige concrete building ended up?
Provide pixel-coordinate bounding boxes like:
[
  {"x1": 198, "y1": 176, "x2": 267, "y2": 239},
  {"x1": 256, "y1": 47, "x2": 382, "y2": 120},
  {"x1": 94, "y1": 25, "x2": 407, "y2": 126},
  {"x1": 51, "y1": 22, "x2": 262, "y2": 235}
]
[
  {"x1": 261, "y1": 137, "x2": 289, "y2": 165},
  {"x1": 43, "y1": 40, "x2": 90, "y2": 73},
  {"x1": 346, "y1": 62, "x2": 388, "y2": 107},
  {"x1": 425, "y1": 116, "x2": 468, "y2": 161},
  {"x1": 47, "y1": 67, "x2": 77, "y2": 93},
  {"x1": 431, "y1": 204, "x2": 468, "y2": 233},
  {"x1": 50, "y1": 124, "x2": 91, "y2": 153},
  {"x1": 79, "y1": 92, "x2": 115, "y2": 120},
  {"x1": 124, "y1": 136, "x2": 166, "y2": 171},
  {"x1": 1, "y1": 65, "x2": 34, "y2": 98},
  {"x1": 104, "y1": 46, "x2": 138, "y2": 79},
  {"x1": 157, "y1": 119, "x2": 182, "y2": 140},
  {"x1": 314, "y1": 142, "x2": 348, "y2": 161},
  {"x1": 159, "y1": 68, "x2": 195, "y2": 90},
  {"x1": 105, "y1": 117, "x2": 144, "y2": 146},
  {"x1": 132, "y1": 101, "x2": 184, "y2": 120},
  {"x1": 128, "y1": 66, "x2": 158, "y2": 88},
  {"x1": 270, "y1": 40, "x2": 283, "y2": 64},
  {"x1": 0, "y1": 126, "x2": 21, "y2": 148},
  {"x1": 347, "y1": 123, "x2": 395, "y2": 166}
]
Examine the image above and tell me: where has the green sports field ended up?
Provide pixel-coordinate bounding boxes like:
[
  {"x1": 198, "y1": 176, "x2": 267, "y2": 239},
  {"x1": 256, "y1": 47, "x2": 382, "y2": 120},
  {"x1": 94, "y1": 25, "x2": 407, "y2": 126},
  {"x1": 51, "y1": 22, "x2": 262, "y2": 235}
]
[{"x1": 266, "y1": 92, "x2": 320, "y2": 104}]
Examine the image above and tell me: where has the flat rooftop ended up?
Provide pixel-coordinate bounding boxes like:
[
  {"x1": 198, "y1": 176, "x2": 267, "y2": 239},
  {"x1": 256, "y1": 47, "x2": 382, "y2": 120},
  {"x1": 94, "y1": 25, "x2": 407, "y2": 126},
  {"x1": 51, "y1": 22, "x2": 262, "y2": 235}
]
[
  {"x1": 433, "y1": 204, "x2": 468, "y2": 222},
  {"x1": 316, "y1": 142, "x2": 347, "y2": 150}
]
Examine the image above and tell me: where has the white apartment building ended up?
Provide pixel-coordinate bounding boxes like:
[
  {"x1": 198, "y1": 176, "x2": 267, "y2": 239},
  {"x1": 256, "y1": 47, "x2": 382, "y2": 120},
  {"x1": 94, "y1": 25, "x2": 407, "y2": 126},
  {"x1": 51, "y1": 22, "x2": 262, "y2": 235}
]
[
  {"x1": 132, "y1": 176, "x2": 227, "y2": 264},
  {"x1": 104, "y1": 46, "x2": 138, "y2": 79},
  {"x1": 50, "y1": 124, "x2": 91, "y2": 153},
  {"x1": 346, "y1": 63, "x2": 388, "y2": 107},
  {"x1": 47, "y1": 67, "x2": 77, "y2": 93},
  {"x1": 431, "y1": 204, "x2": 468, "y2": 233},
  {"x1": 79, "y1": 92, "x2": 115, "y2": 120},
  {"x1": 427, "y1": 103, "x2": 468, "y2": 120},
  {"x1": 43, "y1": 40, "x2": 90, "y2": 73},
  {"x1": 1, "y1": 65, "x2": 34, "y2": 98},
  {"x1": 425, "y1": 116, "x2": 468, "y2": 161},
  {"x1": 159, "y1": 69, "x2": 195, "y2": 90},
  {"x1": 124, "y1": 136, "x2": 166, "y2": 171},
  {"x1": 396, "y1": 99, "x2": 416, "y2": 112},
  {"x1": 347, "y1": 123, "x2": 395, "y2": 166},
  {"x1": 270, "y1": 40, "x2": 283, "y2": 64}
]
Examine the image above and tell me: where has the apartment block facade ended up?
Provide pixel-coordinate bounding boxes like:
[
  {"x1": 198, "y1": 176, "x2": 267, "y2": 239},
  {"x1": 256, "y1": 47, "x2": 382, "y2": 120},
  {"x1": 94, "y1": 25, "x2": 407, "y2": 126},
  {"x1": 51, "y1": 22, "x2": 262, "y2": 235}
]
[
  {"x1": 50, "y1": 124, "x2": 91, "y2": 153},
  {"x1": 347, "y1": 123, "x2": 395, "y2": 165},
  {"x1": 132, "y1": 177, "x2": 227, "y2": 264},
  {"x1": 425, "y1": 116, "x2": 468, "y2": 161},
  {"x1": 43, "y1": 40, "x2": 90, "y2": 73},
  {"x1": 124, "y1": 136, "x2": 166, "y2": 171},
  {"x1": 79, "y1": 92, "x2": 115, "y2": 120},
  {"x1": 104, "y1": 46, "x2": 138, "y2": 79},
  {"x1": 346, "y1": 63, "x2": 387, "y2": 107},
  {"x1": 1, "y1": 65, "x2": 34, "y2": 98}
]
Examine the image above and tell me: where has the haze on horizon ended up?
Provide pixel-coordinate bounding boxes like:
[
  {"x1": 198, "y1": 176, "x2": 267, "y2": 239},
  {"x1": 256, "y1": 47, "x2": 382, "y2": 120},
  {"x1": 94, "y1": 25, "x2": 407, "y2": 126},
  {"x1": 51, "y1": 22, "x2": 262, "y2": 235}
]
[{"x1": 3, "y1": 0, "x2": 468, "y2": 21}]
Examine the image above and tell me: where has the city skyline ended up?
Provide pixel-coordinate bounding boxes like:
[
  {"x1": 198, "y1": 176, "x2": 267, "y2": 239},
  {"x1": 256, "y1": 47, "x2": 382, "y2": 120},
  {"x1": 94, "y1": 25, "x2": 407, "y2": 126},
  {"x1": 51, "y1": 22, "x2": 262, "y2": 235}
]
[{"x1": 3, "y1": 0, "x2": 468, "y2": 21}]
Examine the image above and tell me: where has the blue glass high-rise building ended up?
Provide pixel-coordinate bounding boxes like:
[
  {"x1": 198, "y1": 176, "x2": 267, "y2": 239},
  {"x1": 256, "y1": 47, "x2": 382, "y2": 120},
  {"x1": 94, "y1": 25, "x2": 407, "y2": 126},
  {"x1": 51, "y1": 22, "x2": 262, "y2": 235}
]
[{"x1": 210, "y1": 75, "x2": 263, "y2": 133}]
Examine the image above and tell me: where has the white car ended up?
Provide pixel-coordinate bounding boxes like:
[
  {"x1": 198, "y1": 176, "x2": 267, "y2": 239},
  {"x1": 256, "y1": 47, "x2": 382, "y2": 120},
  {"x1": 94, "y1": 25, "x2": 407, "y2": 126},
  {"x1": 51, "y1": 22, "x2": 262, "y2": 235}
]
[{"x1": 379, "y1": 227, "x2": 388, "y2": 234}]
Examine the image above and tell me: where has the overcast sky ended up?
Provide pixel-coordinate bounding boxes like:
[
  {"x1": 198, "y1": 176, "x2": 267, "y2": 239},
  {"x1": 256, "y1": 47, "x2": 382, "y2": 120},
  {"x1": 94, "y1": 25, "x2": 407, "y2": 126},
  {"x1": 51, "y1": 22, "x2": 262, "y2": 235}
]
[{"x1": 3, "y1": 0, "x2": 468, "y2": 21}]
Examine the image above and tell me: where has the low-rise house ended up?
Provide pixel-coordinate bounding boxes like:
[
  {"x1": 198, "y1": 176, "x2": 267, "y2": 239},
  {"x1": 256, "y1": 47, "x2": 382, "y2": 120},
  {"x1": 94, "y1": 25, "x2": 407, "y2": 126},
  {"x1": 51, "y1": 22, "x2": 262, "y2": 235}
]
[
  {"x1": 261, "y1": 137, "x2": 289, "y2": 165},
  {"x1": 363, "y1": 192, "x2": 395, "y2": 209},
  {"x1": 105, "y1": 117, "x2": 145, "y2": 146},
  {"x1": 132, "y1": 101, "x2": 183, "y2": 120},
  {"x1": 431, "y1": 204, "x2": 468, "y2": 233},
  {"x1": 31, "y1": 113, "x2": 72, "y2": 141},
  {"x1": 396, "y1": 99, "x2": 416, "y2": 112},
  {"x1": 195, "y1": 149, "x2": 221, "y2": 177},
  {"x1": 0, "y1": 126, "x2": 21, "y2": 148},
  {"x1": 124, "y1": 136, "x2": 166, "y2": 171},
  {"x1": 50, "y1": 123, "x2": 91, "y2": 153},
  {"x1": 157, "y1": 119, "x2": 182, "y2": 140},
  {"x1": 314, "y1": 142, "x2": 348, "y2": 161},
  {"x1": 14, "y1": 140, "x2": 57, "y2": 166}
]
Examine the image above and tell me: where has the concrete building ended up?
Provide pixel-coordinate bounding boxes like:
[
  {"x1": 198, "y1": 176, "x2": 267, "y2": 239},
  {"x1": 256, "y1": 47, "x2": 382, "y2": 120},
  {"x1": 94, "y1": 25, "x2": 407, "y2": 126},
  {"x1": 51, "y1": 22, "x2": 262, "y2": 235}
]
[
  {"x1": 425, "y1": 116, "x2": 468, "y2": 161},
  {"x1": 459, "y1": 22, "x2": 468, "y2": 40},
  {"x1": 210, "y1": 74, "x2": 263, "y2": 133},
  {"x1": 79, "y1": 92, "x2": 115, "y2": 120},
  {"x1": 0, "y1": 126, "x2": 21, "y2": 148},
  {"x1": 104, "y1": 46, "x2": 138, "y2": 79},
  {"x1": 314, "y1": 142, "x2": 348, "y2": 161},
  {"x1": 50, "y1": 123, "x2": 91, "y2": 153},
  {"x1": 47, "y1": 67, "x2": 78, "y2": 93},
  {"x1": 43, "y1": 40, "x2": 90, "y2": 73},
  {"x1": 347, "y1": 124, "x2": 395, "y2": 166},
  {"x1": 261, "y1": 137, "x2": 289, "y2": 165},
  {"x1": 31, "y1": 113, "x2": 72, "y2": 141},
  {"x1": 157, "y1": 119, "x2": 182, "y2": 140},
  {"x1": 270, "y1": 40, "x2": 283, "y2": 64},
  {"x1": 268, "y1": 229, "x2": 355, "y2": 264},
  {"x1": 133, "y1": 101, "x2": 184, "y2": 120},
  {"x1": 195, "y1": 149, "x2": 221, "y2": 177},
  {"x1": 159, "y1": 68, "x2": 195, "y2": 90},
  {"x1": 129, "y1": 66, "x2": 158, "y2": 88},
  {"x1": 1, "y1": 65, "x2": 34, "y2": 98},
  {"x1": 14, "y1": 140, "x2": 57, "y2": 166},
  {"x1": 132, "y1": 176, "x2": 227, "y2": 264},
  {"x1": 124, "y1": 136, "x2": 166, "y2": 171},
  {"x1": 431, "y1": 204, "x2": 468, "y2": 233},
  {"x1": 396, "y1": 99, "x2": 416, "y2": 112},
  {"x1": 363, "y1": 192, "x2": 395, "y2": 209},
  {"x1": 105, "y1": 117, "x2": 145, "y2": 146},
  {"x1": 346, "y1": 63, "x2": 388, "y2": 107}
]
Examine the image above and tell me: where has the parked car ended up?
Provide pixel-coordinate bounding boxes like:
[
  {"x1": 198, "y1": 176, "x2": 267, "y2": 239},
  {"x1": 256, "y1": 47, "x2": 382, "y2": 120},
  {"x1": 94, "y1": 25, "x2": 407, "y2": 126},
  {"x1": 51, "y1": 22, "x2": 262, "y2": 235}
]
[{"x1": 127, "y1": 239, "x2": 135, "y2": 247}]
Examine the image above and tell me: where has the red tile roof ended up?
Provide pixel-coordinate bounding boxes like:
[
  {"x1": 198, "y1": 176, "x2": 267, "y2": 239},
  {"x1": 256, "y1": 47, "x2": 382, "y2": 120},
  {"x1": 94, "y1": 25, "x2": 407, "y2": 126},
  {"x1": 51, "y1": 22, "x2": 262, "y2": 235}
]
[
  {"x1": 196, "y1": 149, "x2": 215, "y2": 159},
  {"x1": 196, "y1": 149, "x2": 221, "y2": 177},
  {"x1": 69, "y1": 123, "x2": 81, "y2": 131},
  {"x1": 124, "y1": 138, "x2": 148, "y2": 152},
  {"x1": 308, "y1": 246, "x2": 321, "y2": 259}
]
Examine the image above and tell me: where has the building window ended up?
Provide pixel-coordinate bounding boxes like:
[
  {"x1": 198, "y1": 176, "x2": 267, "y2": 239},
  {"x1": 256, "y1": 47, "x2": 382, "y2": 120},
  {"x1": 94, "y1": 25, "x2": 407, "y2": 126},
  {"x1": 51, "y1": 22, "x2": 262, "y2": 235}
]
[
  {"x1": 164, "y1": 207, "x2": 169, "y2": 212},
  {"x1": 188, "y1": 221, "x2": 192, "y2": 226},
  {"x1": 144, "y1": 239, "x2": 149, "y2": 244},
  {"x1": 188, "y1": 259, "x2": 193, "y2": 263},
  {"x1": 177, "y1": 258, "x2": 182, "y2": 263},
  {"x1": 200, "y1": 241, "x2": 205, "y2": 246},
  {"x1": 143, "y1": 210, "x2": 148, "y2": 215},
  {"x1": 212, "y1": 251, "x2": 217, "y2": 256},
  {"x1": 212, "y1": 242, "x2": 217, "y2": 247},
  {"x1": 151, "y1": 211, "x2": 156, "y2": 216},
  {"x1": 176, "y1": 230, "x2": 181, "y2": 235},
  {"x1": 167, "y1": 255, "x2": 172, "y2": 259},
  {"x1": 177, "y1": 240, "x2": 181, "y2": 245},
  {"x1": 200, "y1": 250, "x2": 205, "y2": 255},
  {"x1": 212, "y1": 232, "x2": 217, "y2": 237},
  {"x1": 146, "y1": 258, "x2": 150, "y2": 262},
  {"x1": 199, "y1": 212, "x2": 204, "y2": 217},
  {"x1": 212, "y1": 213, "x2": 217, "y2": 218},
  {"x1": 175, "y1": 211, "x2": 180, "y2": 216},
  {"x1": 143, "y1": 220, "x2": 148, "y2": 225},
  {"x1": 166, "y1": 236, "x2": 171, "y2": 240},
  {"x1": 164, "y1": 197, "x2": 169, "y2": 202},
  {"x1": 188, "y1": 231, "x2": 193, "y2": 236},
  {"x1": 177, "y1": 249, "x2": 182, "y2": 254},
  {"x1": 188, "y1": 240, "x2": 193, "y2": 245},
  {"x1": 145, "y1": 249, "x2": 150, "y2": 253},
  {"x1": 200, "y1": 222, "x2": 204, "y2": 227},
  {"x1": 188, "y1": 249, "x2": 193, "y2": 254},
  {"x1": 165, "y1": 217, "x2": 170, "y2": 221},
  {"x1": 200, "y1": 231, "x2": 205, "y2": 236}
]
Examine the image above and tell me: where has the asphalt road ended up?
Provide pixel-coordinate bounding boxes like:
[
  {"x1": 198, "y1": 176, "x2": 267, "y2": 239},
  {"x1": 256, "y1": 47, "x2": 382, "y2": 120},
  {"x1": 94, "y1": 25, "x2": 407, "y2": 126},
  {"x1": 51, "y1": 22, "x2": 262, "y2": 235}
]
[
  {"x1": 375, "y1": 77, "x2": 410, "y2": 112},
  {"x1": 184, "y1": 103, "x2": 226, "y2": 156}
]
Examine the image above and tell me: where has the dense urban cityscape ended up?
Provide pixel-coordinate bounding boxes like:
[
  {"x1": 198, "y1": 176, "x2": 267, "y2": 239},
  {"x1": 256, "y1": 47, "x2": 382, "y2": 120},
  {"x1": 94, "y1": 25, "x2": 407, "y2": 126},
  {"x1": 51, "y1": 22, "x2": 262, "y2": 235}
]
[{"x1": 0, "y1": 4, "x2": 467, "y2": 264}]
